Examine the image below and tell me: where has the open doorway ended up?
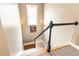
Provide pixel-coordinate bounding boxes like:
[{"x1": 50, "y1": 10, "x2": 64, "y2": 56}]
[{"x1": 19, "y1": 3, "x2": 44, "y2": 50}]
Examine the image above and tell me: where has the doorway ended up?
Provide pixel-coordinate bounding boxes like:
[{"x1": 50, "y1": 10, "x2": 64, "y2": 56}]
[{"x1": 19, "y1": 3, "x2": 44, "y2": 50}]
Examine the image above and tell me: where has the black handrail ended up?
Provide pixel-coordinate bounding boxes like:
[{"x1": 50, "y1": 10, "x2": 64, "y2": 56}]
[
  {"x1": 34, "y1": 21, "x2": 78, "y2": 52},
  {"x1": 53, "y1": 21, "x2": 78, "y2": 26},
  {"x1": 34, "y1": 25, "x2": 49, "y2": 41}
]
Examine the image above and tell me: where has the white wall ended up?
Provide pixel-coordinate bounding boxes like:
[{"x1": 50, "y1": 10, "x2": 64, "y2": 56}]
[
  {"x1": 0, "y1": 19, "x2": 10, "y2": 56},
  {"x1": 19, "y1": 4, "x2": 44, "y2": 43},
  {"x1": 44, "y1": 3, "x2": 79, "y2": 49},
  {"x1": 0, "y1": 4, "x2": 23, "y2": 56}
]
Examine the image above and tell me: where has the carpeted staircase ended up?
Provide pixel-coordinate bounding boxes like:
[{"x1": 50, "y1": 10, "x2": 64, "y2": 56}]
[{"x1": 20, "y1": 45, "x2": 79, "y2": 56}]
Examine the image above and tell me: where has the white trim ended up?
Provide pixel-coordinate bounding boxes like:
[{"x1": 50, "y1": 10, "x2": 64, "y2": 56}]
[
  {"x1": 24, "y1": 42, "x2": 34, "y2": 46},
  {"x1": 69, "y1": 42, "x2": 79, "y2": 50}
]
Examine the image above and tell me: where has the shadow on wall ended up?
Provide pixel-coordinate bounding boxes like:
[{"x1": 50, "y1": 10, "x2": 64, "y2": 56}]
[
  {"x1": 4, "y1": 26, "x2": 23, "y2": 56},
  {"x1": 73, "y1": 30, "x2": 79, "y2": 46},
  {"x1": 75, "y1": 33, "x2": 79, "y2": 46},
  {"x1": 71, "y1": 25, "x2": 79, "y2": 46},
  {"x1": 0, "y1": 20, "x2": 10, "y2": 56}
]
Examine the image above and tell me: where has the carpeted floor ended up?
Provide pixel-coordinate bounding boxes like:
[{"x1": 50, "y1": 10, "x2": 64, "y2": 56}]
[
  {"x1": 42, "y1": 45, "x2": 79, "y2": 56},
  {"x1": 21, "y1": 45, "x2": 79, "y2": 56}
]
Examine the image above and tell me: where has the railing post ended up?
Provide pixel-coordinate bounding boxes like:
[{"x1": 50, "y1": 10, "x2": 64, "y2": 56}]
[
  {"x1": 47, "y1": 21, "x2": 53, "y2": 52},
  {"x1": 34, "y1": 20, "x2": 78, "y2": 53}
]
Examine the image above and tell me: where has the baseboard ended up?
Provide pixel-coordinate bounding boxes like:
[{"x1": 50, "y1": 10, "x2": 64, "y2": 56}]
[
  {"x1": 52, "y1": 44, "x2": 70, "y2": 51},
  {"x1": 69, "y1": 42, "x2": 79, "y2": 50}
]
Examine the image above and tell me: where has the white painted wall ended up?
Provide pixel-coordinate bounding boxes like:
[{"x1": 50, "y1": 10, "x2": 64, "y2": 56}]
[
  {"x1": 0, "y1": 19, "x2": 10, "y2": 56},
  {"x1": 0, "y1": 4, "x2": 23, "y2": 56},
  {"x1": 44, "y1": 3, "x2": 79, "y2": 49},
  {"x1": 19, "y1": 4, "x2": 44, "y2": 43}
]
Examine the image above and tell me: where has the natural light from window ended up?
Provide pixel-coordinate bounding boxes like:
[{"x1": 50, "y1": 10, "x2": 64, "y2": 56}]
[{"x1": 26, "y1": 5, "x2": 38, "y2": 25}]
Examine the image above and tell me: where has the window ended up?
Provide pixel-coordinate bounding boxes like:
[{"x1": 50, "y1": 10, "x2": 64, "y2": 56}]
[{"x1": 26, "y1": 5, "x2": 38, "y2": 25}]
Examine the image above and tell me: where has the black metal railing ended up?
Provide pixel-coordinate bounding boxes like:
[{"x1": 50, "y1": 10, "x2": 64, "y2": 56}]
[{"x1": 34, "y1": 21, "x2": 78, "y2": 52}]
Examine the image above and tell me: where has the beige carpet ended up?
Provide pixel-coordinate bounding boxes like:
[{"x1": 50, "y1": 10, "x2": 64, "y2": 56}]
[
  {"x1": 20, "y1": 45, "x2": 79, "y2": 56},
  {"x1": 42, "y1": 45, "x2": 79, "y2": 56}
]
